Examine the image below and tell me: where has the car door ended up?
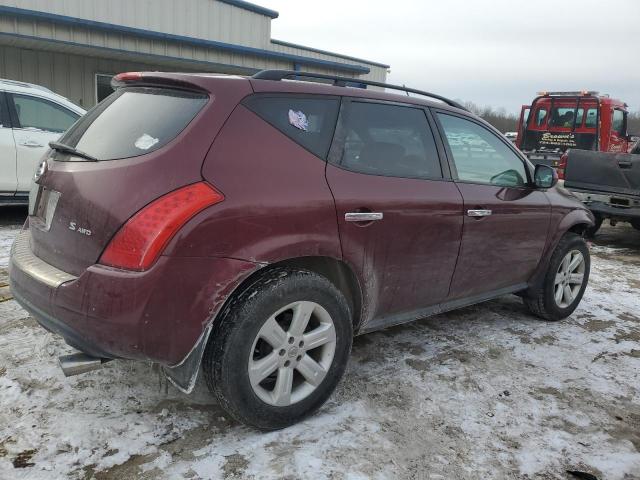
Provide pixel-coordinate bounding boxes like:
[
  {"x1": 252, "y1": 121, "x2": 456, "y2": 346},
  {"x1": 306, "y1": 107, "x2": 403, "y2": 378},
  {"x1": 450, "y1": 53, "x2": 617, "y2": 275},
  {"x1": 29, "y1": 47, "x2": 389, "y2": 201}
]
[
  {"x1": 8, "y1": 93, "x2": 80, "y2": 194},
  {"x1": 434, "y1": 110, "x2": 551, "y2": 300},
  {"x1": 326, "y1": 99, "x2": 464, "y2": 330},
  {"x1": 608, "y1": 108, "x2": 628, "y2": 153},
  {"x1": 0, "y1": 92, "x2": 17, "y2": 195}
]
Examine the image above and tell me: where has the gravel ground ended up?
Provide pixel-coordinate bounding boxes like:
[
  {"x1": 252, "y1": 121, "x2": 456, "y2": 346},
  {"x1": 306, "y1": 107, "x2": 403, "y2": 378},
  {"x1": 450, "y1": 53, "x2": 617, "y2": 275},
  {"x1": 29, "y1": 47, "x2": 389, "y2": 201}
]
[{"x1": 0, "y1": 207, "x2": 639, "y2": 480}]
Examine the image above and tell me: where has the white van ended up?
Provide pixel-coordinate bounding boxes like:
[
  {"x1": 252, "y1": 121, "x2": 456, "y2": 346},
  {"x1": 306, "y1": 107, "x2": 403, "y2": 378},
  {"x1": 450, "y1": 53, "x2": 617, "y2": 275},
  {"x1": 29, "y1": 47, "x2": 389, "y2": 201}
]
[{"x1": 0, "y1": 78, "x2": 85, "y2": 205}]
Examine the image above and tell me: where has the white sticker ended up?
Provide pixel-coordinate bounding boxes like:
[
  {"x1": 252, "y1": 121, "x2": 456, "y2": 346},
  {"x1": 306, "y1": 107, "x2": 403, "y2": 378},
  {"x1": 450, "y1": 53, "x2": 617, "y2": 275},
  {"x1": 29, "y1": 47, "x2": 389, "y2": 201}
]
[
  {"x1": 134, "y1": 133, "x2": 159, "y2": 150},
  {"x1": 288, "y1": 109, "x2": 309, "y2": 131}
]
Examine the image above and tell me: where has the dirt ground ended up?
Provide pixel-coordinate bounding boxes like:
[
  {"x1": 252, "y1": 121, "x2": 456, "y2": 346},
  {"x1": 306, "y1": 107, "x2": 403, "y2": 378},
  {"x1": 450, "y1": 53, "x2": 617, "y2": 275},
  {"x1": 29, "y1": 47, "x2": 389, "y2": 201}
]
[{"x1": 0, "y1": 206, "x2": 639, "y2": 480}]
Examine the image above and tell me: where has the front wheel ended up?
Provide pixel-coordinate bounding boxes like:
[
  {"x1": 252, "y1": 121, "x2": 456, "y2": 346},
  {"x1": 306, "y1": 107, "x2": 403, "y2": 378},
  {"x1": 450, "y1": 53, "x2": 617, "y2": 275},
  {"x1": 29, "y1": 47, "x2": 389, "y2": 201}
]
[
  {"x1": 203, "y1": 268, "x2": 353, "y2": 430},
  {"x1": 524, "y1": 233, "x2": 590, "y2": 321}
]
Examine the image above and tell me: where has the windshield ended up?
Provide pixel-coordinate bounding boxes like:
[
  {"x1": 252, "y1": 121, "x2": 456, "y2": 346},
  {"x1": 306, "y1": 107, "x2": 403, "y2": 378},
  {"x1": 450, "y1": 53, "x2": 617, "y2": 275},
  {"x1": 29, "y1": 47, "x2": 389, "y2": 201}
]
[{"x1": 58, "y1": 87, "x2": 208, "y2": 160}]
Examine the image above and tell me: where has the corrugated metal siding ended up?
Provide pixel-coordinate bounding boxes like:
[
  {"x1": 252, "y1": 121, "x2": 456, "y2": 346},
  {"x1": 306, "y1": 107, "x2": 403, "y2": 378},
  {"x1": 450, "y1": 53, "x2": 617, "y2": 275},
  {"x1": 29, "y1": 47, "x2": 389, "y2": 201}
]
[
  {"x1": 0, "y1": 0, "x2": 272, "y2": 48},
  {"x1": 0, "y1": 44, "x2": 192, "y2": 107},
  {"x1": 270, "y1": 42, "x2": 387, "y2": 83}
]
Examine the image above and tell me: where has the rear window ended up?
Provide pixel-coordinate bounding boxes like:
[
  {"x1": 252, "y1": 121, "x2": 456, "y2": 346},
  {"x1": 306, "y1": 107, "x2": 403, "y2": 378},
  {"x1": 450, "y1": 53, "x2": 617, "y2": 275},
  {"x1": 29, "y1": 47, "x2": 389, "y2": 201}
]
[
  {"x1": 242, "y1": 95, "x2": 339, "y2": 159},
  {"x1": 59, "y1": 87, "x2": 208, "y2": 160}
]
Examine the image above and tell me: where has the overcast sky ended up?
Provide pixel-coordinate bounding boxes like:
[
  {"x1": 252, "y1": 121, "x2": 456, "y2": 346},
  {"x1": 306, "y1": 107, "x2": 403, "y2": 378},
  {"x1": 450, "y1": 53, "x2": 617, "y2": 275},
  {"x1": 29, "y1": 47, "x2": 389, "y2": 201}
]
[{"x1": 260, "y1": 0, "x2": 640, "y2": 114}]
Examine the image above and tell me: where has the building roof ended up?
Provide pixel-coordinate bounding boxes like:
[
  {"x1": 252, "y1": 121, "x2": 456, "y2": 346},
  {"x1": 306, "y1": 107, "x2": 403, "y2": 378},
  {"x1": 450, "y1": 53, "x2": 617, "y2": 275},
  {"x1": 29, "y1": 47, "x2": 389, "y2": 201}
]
[{"x1": 218, "y1": 0, "x2": 279, "y2": 19}]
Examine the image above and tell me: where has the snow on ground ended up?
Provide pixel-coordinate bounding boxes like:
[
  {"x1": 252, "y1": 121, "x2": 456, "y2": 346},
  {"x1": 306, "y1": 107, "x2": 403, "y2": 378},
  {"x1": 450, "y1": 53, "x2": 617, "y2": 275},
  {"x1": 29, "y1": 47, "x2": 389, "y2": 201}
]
[{"x1": 0, "y1": 212, "x2": 639, "y2": 480}]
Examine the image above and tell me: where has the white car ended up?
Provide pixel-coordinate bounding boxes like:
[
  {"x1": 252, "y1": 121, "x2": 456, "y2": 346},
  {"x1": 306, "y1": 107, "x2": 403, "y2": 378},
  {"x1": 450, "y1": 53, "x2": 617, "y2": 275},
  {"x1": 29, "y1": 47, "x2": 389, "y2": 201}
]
[{"x1": 0, "y1": 78, "x2": 85, "y2": 205}]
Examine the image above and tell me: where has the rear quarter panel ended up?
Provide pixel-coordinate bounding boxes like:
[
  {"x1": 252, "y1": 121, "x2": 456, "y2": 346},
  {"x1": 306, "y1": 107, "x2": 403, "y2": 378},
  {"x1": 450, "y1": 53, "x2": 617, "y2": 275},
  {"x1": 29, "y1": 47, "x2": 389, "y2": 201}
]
[{"x1": 167, "y1": 105, "x2": 341, "y2": 263}]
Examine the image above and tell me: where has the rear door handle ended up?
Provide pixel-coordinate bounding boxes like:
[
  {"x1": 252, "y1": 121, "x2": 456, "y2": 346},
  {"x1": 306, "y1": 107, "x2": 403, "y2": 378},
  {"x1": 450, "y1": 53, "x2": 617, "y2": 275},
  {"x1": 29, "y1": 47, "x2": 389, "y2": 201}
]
[
  {"x1": 345, "y1": 212, "x2": 384, "y2": 222},
  {"x1": 20, "y1": 140, "x2": 45, "y2": 148},
  {"x1": 467, "y1": 209, "x2": 492, "y2": 217}
]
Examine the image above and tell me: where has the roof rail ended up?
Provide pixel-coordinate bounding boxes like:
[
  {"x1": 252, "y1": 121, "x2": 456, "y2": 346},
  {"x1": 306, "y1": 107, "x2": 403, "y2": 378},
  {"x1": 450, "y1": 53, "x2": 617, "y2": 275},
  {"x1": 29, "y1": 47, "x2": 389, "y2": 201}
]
[{"x1": 252, "y1": 70, "x2": 468, "y2": 111}]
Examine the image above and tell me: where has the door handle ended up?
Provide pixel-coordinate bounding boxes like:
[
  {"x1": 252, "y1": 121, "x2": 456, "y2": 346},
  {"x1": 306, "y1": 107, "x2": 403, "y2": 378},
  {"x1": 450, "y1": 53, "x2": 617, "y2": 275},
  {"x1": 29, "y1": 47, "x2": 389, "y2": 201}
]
[
  {"x1": 345, "y1": 212, "x2": 384, "y2": 222},
  {"x1": 20, "y1": 140, "x2": 45, "y2": 148},
  {"x1": 467, "y1": 209, "x2": 492, "y2": 217}
]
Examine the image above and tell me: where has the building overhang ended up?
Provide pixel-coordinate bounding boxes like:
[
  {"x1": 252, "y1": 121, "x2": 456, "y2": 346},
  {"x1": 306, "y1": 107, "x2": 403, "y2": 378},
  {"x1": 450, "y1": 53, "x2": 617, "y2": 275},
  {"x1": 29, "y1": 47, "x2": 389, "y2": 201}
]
[
  {"x1": 0, "y1": 6, "x2": 370, "y2": 75},
  {"x1": 0, "y1": 32, "x2": 260, "y2": 75}
]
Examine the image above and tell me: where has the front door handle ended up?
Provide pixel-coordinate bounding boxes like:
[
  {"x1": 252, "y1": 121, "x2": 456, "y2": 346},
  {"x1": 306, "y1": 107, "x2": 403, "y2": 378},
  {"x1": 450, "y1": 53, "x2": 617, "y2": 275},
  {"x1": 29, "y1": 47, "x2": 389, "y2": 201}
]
[
  {"x1": 20, "y1": 140, "x2": 45, "y2": 148},
  {"x1": 467, "y1": 209, "x2": 492, "y2": 217},
  {"x1": 345, "y1": 212, "x2": 384, "y2": 222}
]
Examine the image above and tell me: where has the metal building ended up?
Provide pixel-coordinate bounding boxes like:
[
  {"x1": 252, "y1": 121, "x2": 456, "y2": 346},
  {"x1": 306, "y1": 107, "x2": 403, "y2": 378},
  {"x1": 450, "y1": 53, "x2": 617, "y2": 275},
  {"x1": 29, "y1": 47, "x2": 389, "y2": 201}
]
[{"x1": 0, "y1": 0, "x2": 389, "y2": 108}]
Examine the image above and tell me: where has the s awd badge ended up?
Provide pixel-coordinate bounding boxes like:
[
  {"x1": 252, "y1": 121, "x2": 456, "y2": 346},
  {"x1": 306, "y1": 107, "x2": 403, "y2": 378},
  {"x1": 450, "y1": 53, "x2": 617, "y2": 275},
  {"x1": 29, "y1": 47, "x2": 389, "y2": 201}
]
[{"x1": 69, "y1": 222, "x2": 92, "y2": 236}]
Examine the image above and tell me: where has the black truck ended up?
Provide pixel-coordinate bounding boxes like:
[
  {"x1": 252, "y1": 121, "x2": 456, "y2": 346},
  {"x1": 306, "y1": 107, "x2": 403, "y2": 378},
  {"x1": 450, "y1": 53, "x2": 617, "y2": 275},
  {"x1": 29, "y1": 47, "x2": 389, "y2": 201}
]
[{"x1": 563, "y1": 149, "x2": 640, "y2": 236}]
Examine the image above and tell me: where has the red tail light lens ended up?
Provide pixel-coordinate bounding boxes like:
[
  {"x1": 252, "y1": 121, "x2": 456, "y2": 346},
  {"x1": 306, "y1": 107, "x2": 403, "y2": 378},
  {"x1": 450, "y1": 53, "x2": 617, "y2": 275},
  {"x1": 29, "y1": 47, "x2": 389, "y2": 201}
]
[
  {"x1": 99, "y1": 182, "x2": 224, "y2": 271},
  {"x1": 558, "y1": 152, "x2": 568, "y2": 180}
]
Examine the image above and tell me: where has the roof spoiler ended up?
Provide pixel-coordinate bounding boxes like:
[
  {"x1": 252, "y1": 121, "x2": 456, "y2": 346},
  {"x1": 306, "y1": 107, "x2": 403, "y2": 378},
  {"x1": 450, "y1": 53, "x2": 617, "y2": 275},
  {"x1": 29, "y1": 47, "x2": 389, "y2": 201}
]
[
  {"x1": 252, "y1": 69, "x2": 468, "y2": 111},
  {"x1": 110, "y1": 72, "x2": 209, "y2": 93}
]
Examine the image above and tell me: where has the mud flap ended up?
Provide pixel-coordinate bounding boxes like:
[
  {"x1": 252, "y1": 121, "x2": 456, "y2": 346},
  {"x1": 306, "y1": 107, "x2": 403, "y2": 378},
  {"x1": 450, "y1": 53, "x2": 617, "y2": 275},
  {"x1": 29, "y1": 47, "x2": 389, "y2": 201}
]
[{"x1": 162, "y1": 322, "x2": 214, "y2": 393}]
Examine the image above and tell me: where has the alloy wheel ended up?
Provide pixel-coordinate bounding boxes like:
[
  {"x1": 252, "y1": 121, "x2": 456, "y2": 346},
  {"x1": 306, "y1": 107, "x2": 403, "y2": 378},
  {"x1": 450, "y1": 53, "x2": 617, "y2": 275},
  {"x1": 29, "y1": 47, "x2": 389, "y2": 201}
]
[
  {"x1": 248, "y1": 301, "x2": 337, "y2": 407},
  {"x1": 554, "y1": 249, "x2": 586, "y2": 308}
]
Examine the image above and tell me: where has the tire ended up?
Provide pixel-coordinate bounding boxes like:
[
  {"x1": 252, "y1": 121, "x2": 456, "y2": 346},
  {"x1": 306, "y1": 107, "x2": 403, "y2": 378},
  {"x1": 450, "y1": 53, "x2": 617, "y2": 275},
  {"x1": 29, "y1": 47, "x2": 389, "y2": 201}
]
[
  {"x1": 202, "y1": 268, "x2": 353, "y2": 430},
  {"x1": 524, "y1": 233, "x2": 590, "y2": 321},
  {"x1": 631, "y1": 218, "x2": 640, "y2": 231},
  {"x1": 585, "y1": 213, "x2": 603, "y2": 238}
]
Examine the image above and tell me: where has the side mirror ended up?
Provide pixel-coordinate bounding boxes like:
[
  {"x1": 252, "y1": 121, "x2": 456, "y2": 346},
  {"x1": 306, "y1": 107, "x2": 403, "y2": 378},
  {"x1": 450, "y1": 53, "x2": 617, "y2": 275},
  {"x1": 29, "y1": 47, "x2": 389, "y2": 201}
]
[{"x1": 534, "y1": 164, "x2": 558, "y2": 189}]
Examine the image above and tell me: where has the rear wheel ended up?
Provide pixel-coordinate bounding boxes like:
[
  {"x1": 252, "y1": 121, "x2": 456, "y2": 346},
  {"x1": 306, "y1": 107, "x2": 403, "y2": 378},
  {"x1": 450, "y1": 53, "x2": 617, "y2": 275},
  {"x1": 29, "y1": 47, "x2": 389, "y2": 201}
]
[
  {"x1": 524, "y1": 233, "x2": 590, "y2": 321},
  {"x1": 203, "y1": 268, "x2": 352, "y2": 430}
]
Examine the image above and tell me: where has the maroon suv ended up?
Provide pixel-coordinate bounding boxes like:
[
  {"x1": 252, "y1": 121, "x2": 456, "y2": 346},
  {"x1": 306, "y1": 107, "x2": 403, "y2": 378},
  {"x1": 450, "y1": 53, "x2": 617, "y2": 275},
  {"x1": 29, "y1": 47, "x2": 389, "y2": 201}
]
[{"x1": 10, "y1": 70, "x2": 594, "y2": 429}]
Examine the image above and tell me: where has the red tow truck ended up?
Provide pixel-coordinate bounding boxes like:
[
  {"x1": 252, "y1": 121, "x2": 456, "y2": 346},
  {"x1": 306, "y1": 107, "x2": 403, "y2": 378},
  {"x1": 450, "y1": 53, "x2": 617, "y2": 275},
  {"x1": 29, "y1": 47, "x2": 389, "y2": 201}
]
[{"x1": 515, "y1": 91, "x2": 637, "y2": 175}]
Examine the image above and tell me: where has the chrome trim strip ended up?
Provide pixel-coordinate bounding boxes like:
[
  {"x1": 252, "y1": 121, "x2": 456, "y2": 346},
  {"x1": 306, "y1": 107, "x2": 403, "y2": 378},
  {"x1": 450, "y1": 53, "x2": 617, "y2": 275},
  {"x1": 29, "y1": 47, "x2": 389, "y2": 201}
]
[{"x1": 11, "y1": 230, "x2": 77, "y2": 288}]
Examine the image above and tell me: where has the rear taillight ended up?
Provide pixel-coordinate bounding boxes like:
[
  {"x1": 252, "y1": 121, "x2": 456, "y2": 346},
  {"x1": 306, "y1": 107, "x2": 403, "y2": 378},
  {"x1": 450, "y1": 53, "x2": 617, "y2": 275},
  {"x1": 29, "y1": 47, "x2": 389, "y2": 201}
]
[
  {"x1": 557, "y1": 152, "x2": 568, "y2": 180},
  {"x1": 99, "y1": 182, "x2": 224, "y2": 271}
]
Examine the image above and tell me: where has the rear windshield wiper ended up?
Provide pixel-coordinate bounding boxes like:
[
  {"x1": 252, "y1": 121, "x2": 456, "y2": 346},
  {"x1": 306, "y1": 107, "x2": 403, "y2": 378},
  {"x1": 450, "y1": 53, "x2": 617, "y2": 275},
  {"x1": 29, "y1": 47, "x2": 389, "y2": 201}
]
[{"x1": 49, "y1": 141, "x2": 98, "y2": 162}]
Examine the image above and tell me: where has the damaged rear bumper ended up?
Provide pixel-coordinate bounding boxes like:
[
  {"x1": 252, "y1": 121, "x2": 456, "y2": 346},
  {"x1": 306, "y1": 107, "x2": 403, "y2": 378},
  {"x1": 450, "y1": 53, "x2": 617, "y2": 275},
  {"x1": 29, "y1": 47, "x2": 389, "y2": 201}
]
[{"x1": 9, "y1": 229, "x2": 258, "y2": 390}]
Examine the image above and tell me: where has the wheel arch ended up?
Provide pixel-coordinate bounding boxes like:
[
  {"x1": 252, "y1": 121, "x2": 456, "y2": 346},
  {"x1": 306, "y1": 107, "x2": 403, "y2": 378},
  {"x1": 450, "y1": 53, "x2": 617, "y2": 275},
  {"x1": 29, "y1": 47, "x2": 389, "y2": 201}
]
[
  {"x1": 526, "y1": 208, "x2": 594, "y2": 296},
  {"x1": 230, "y1": 256, "x2": 364, "y2": 332},
  {"x1": 162, "y1": 255, "x2": 363, "y2": 393}
]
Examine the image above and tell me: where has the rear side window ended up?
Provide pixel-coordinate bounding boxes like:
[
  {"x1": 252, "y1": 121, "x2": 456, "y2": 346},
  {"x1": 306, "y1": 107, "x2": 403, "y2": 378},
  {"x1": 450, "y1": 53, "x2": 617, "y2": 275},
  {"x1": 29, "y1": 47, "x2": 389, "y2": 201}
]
[
  {"x1": 336, "y1": 102, "x2": 442, "y2": 179},
  {"x1": 243, "y1": 95, "x2": 339, "y2": 159},
  {"x1": 11, "y1": 94, "x2": 79, "y2": 133},
  {"x1": 60, "y1": 87, "x2": 208, "y2": 160}
]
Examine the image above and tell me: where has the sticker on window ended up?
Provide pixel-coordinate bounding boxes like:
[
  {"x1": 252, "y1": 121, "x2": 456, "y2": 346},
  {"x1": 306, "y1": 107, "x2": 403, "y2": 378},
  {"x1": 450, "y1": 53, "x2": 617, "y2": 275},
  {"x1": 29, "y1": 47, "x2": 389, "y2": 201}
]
[
  {"x1": 288, "y1": 109, "x2": 309, "y2": 131},
  {"x1": 134, "y1": 133, "x2": 159, "y2": 150}
]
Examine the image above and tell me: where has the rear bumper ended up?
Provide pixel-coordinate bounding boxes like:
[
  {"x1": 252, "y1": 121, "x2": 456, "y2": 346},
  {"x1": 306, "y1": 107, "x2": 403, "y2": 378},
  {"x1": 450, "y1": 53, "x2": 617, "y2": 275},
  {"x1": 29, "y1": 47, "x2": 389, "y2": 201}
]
[
  {"x1": 9, "y1": 230, "x2": 258, "y2": 365},
  {"x1": 570, "y1": 190, "x2": 640, "y2": 219}
]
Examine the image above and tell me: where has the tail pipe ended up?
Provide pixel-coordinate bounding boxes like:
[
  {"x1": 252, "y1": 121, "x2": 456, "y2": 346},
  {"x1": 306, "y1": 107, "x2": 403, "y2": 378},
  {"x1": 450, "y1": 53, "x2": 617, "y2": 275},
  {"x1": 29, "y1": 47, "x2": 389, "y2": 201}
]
[{"x1": 58, "y1": 352, "x2": 112, "y2": 377}]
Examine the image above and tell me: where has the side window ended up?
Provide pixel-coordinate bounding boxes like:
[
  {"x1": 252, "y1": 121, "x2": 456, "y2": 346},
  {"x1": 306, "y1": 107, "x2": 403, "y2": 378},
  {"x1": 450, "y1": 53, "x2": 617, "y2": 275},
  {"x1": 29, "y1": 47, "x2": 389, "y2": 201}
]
[
  {"x1": 585, "y1": 108, "x2": 598, "y2": 128},
  {"x1": 535, "y1": 107, "x2": 548, "y2": 127},
  {"x1": 243, "y1": 95, "x2": 339, "y2": 159},
  {"x1": 437, "y1": 113, "x2": 528, "y2": 187},
  {"x1": 337, "y1": 101, "x2": 442, "y2": 179},
  {"x1": 612, "y1": 109, "x2": 626, "y2": 136},
  {"x1": 11, "y1": 94, "x2": 79, "y2": 133},
  {"x1": 96, "y1": 74, "x2": 116, "y2": 103},
  {"x1": 573, "y1": 108, "x2": 584, "y2": 127}
]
